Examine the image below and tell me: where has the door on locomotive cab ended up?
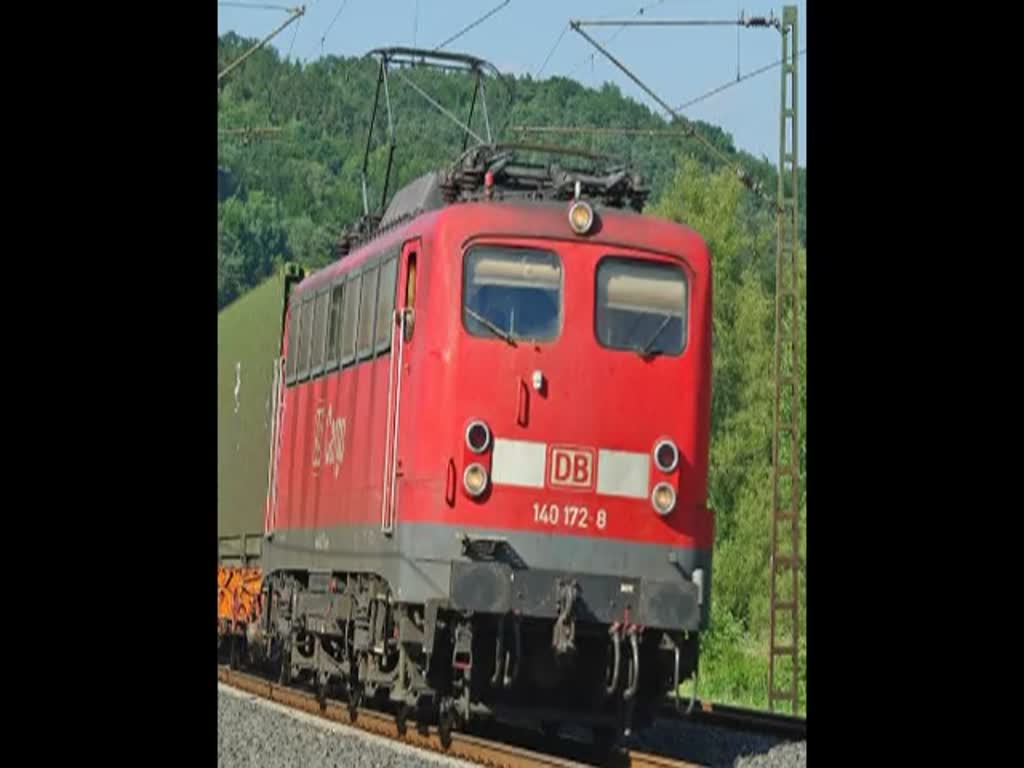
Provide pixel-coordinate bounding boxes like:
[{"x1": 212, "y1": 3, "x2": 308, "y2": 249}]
[{"x1": 381, "y1": 238, "x2": 419, "y2": 534}]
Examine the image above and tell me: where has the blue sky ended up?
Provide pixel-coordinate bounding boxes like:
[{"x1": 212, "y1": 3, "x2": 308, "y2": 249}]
[{"x1": 217, "y1": 0, "x2": 807, "y2": 166}]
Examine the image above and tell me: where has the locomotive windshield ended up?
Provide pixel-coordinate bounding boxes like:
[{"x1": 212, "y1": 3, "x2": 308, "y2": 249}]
[
  {"x1": 462, "y1": 246, "x2": 562, "y2": 343},
  {"x1": 595, "y1": 257, "x2": 688, "y2": 356}
]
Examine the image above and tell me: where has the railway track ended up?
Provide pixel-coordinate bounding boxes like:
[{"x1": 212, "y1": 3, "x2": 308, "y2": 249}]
[
  {"x1": 218, "y1": 665, "x2": 804, "y2": 767},
  {"x1": 218, "y1": 665, "x2": 699, "y2": 767},
  {"x1": 658, "y1": 700, "x2": 806, "y2": 741}
]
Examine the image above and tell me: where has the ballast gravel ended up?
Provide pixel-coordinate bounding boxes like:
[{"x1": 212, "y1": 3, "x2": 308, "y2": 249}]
[
  {"x1": 623, "y1": 716, "x2": 806, "y2": 768},
  {"x1": 219, "y1": 683, "x2": 805, "y2": 768},
  {"x1": 733, "y1": 740, "x2": 806, "y2": 768},
  {"x1": 218, "y1": 684, "x2": 472, "y2": 768}
]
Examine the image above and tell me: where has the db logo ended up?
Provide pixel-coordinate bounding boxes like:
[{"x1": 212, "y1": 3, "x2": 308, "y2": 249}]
[{"x1": 549, "y1": 446, "x2": 595, "y2": 489}]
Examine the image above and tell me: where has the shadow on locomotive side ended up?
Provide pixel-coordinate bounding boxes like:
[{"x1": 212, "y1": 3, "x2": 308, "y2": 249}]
[{"x1": 218, "y1": 48, "x2": 715, "y2": 753}]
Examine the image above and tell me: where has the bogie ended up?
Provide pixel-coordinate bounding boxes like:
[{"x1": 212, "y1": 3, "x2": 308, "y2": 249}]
[{"x1": 246, "y1": 566, "x2": 699, "y2": 742}]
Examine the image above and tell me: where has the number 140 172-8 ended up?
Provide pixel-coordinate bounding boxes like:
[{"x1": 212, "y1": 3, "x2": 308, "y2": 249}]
[{"x1": 532, "y1": 503, "x2": 607, "y2": 530}]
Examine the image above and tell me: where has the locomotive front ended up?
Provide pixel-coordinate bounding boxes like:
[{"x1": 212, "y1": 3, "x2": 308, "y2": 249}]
[{"x1": 411, "y1": 198, "x2": 714, "y2": 736}]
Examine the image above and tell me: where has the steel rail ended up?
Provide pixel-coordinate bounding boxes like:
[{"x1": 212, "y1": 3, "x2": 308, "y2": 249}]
[
  {"x1": 218, "y1": 665, "x2": 704, "y2": 768},
  {"x1": 660, "y1": 699, "x2": 806, "y2": 740}
]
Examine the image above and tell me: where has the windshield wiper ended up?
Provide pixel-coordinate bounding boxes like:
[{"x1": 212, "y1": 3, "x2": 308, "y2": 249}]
[
  {"x1": 636, "y1": 314, "x2": 674, "y2": 357},
  {"x1": 464, "y1": 305, "x2": 518, "y2": 347}
]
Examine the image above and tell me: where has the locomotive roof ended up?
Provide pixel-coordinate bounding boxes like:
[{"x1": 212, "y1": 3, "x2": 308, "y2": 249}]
[
  {"x1": 290, "y1": 143, "x2": 704, "y2": 303},
  {"x1": 291, "y1": 195, "x2": 706, "y2": 305},
  {"x1": 337, "y1": 144, "x2": 651, "y2": 250}
]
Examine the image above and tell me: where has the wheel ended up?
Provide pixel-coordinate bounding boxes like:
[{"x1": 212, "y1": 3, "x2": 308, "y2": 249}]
[
  {"x1": 395, "y1": 704, "x2": 408, "y2": 737},
  {"x1": 348, "y1": 684, "x2": 362, "y2": 723},
  {"x1": 316, "y1": 677, "x2": 327, "y2": 711},
  {"x1": 416, "y1": 701, "x2": 431, "y2": 736},
  {"x1": 438, "y1": 699, "x2": 455, "y2": 750},
  {"x1": 541, "y1": 721, "x2": 560, "y2": 741},
  {"x1": 278, "y1": 644, "x2": 292, "y2": 685}
]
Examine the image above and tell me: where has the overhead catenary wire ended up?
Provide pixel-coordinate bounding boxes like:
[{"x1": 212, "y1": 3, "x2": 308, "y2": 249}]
[
  {"x1": 736, "y1": 0, "x2": 741, "y2": 80},
  {"x1": 678, "y1": 49, "x2": 806, "y2": 112},
  {"x1": 568, "y1": 8, "x2": 782, "y2": 78},
  {"x1": 268, "y1": 3, "x2": 311, "y2": 121},
  {"x1": 218, "y1": 6, "x2": 306, "y2": 82},
  {"x1": 285, "y1": 9, "x2": 303, "y2": 60},
  {"x1": 507, "y1": 123, "x2": 792, "y2": 173},
  {"x1": 433, "y1": 0, "x2": 511, "y2": 52},
  {"x1": 218, "y1": 2, "x2": 296, "y2": 11},
  {"x1": 566, "y1": 1, "x2": 667, "y2": 80},
  {"x1": 511, "y1": 125, "x2": 705, "y2": 137},
  {"x1": 535, "y1": 24, "x2": 568, "y2": 78},
  {"x1": 219, "y1": 4, "x2": 321, "y2": 135},
  {"x1": 391, "y1": 67, "x2": 487, "y2": 145},
  {"x1": 513, "y1": 52, "x2": 811, "y2": 139},
  {"x1": 569, "y1": 20, "x2": 779, "y2": 210},
  {"x1": 580, "y1": 18, "x2": 756, "y2": 26},
  {"x1": 306, "y1": 0, "x2": 350, "y2": 61},
  {"x1": 575, "y1": 14, "x2": 780, "y2": 29}
]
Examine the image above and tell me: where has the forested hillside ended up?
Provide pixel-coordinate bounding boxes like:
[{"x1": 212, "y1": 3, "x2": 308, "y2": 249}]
[
  {"x1": 218, "y1": 33, "x2": 806, "y2": 712},
  {"x1": 218, "y1": 33, "x2": 805, "y2": 308}
]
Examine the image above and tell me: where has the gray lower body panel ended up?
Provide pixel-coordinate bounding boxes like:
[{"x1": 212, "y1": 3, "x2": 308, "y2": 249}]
[
  {"x1": 262, "y1": 522, "x2": 711, "y2": 629},
  {"x1": 450, "y1": 560, "x2": 702, "y2": 631}
]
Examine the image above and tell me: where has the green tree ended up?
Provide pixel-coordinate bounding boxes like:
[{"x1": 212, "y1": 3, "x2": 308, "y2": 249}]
[
  {"x1": 218, "y1": 190, "x2": 290, "y2": 308},
  {"x1": 217, "y1": 33, "x2": 805, "y2": 302},
  {"x1": 653, "y1": 155, "x2": 806, "y2": 712}
]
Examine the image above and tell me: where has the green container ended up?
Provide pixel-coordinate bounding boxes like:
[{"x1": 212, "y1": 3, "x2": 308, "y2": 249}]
[{"x1": 218, "y1": 264, "x2": 304, "y2": 564}]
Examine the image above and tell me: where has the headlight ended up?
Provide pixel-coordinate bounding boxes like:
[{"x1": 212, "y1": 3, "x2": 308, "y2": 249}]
[
  {"x1": 651, "y1": 482, "x2": 676, "y2": 516},
  {"x1": 568, "y1": 200, "x2": 594, "y2": 234},
  {"x1": 654, "y1": 439, "x2": 679, "y2": 473},
  {"x1": 465, "y1": 420, "x2": 491, "y2": 453},
  {"x1": 464, "y1": 463, "x2": 488, "y2": 497}
]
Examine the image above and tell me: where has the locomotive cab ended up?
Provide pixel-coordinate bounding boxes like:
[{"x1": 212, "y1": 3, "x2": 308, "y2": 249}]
[{"x1": 414, "y1": 197, "x2": 715, "y2": 731}]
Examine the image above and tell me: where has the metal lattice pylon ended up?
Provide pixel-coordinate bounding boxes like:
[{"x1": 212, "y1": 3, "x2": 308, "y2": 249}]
[{"x1": 768, "y1": 5, "x2": 802, "y2": 715}]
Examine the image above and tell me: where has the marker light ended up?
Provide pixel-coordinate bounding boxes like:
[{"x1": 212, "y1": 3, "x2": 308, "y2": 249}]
[
  {"x1": 464, "y1": 464, "x2": 488, "y2": 497},
  {"x1": 651, "y1": 482, "x2": 676, "y2": 516},
  {"x1": 465, "y1": 420, "x2": 491, "y2": 453},
  {"x1": 654, "y1": 440, "x2": 679, "y2": 473},
  {"x1": 568, "y1": 201, "x2": 594, "y2": 234}
]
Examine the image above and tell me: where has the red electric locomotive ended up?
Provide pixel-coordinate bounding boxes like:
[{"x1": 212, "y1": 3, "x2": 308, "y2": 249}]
[{"x1": 246, "y1": 50, "x2": 714, "y2": 748}]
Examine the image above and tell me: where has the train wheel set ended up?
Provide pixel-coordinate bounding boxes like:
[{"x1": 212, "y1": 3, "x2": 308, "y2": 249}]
[{"x1": 219, "y1": 567, "x2": 700, "y2": 748}]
